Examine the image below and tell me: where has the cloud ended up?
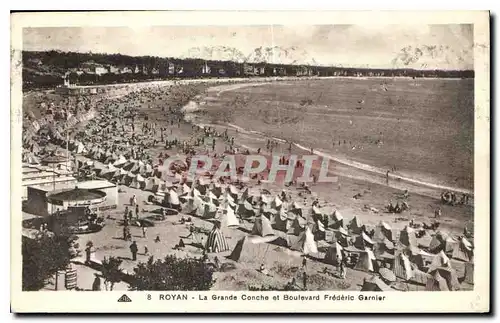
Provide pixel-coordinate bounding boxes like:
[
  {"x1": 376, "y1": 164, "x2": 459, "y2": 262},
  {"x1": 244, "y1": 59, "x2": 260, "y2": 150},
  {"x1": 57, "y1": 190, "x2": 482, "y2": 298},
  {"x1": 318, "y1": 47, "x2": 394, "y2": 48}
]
[{"x1": 22, "y1": 25, "x2": 473, "y2": 69}]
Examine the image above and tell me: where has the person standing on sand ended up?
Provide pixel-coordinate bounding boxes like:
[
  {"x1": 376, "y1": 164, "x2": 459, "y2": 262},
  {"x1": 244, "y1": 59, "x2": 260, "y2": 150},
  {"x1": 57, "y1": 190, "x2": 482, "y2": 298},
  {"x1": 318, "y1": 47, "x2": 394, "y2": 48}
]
[
  {"x1": 92, "y1": 274, "x2": 101, "y2": 291},
  {"x1": 386, "y1": 170, "x2": 390, "y2": 185},
  {"x1": 130, "y1": 241, "x2": 138, "y2": 261},
  {"x1": 142, "y1": 226, "x2": 147, "y2": 238},
  {"x1": 135, "y1": 204, "x2": 140, "y2": 219}
]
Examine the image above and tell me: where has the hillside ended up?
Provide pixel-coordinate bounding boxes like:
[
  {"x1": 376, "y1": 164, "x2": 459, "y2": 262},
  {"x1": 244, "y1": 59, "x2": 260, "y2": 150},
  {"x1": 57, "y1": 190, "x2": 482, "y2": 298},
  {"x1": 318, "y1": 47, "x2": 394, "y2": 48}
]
[{"x1": 391, "y1": 45, "x2": 473, "y2": 70}]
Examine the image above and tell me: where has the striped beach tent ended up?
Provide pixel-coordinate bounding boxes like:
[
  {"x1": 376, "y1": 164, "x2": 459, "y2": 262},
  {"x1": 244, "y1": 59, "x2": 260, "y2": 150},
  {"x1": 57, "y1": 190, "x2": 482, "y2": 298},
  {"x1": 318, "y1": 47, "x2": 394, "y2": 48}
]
[
  {"x1": 205, "y1": 227, "x2": 230, "y2": 253},
  {"x1": 393, "y1": 252, "x2": 414, "y2": 281}
]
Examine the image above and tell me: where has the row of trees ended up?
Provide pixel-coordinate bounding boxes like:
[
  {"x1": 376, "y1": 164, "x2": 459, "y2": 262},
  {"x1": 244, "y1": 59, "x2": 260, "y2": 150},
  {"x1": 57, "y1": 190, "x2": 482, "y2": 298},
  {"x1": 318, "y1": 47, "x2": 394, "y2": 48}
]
[
  {"x1": 23, "y1": 235, "x2": 216, "y2": 291},
  {"x1": 22, "y1": 50, "x2": 475, "y2": 90}
]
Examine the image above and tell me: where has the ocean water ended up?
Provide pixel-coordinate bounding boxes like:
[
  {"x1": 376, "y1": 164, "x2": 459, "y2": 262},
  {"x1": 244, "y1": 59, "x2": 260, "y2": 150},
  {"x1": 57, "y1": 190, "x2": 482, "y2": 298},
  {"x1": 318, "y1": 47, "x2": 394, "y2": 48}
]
[{"x1": 191, "y1": 78, "x2": 474, "y2": 192}]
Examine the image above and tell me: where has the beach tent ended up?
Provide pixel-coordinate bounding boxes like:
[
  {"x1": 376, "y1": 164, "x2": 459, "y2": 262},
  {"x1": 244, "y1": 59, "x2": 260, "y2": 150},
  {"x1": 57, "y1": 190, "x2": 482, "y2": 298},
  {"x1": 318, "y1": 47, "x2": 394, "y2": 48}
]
[
  {"x1": 100, "y1": 167, "x2": 118, "y2": 180},
  {"x1": 261, "y1": 206, "x2": 278, "y2": 219},
  {"x1": 130, "y1": 174, "x2": 146, "y2": 189},
  {"x1": 417, "y1": 231, "x2": 434, "y2": 249},
  {"x1": 205, "y1": 227, "x2": 230, "y2": 253},
  {"x1": 287, "y1": 207, "x2": 303, "y2": 219},
  {"x1": 372, "y1": 221, "x2": 393, "y2": 242},
  {"x1": 425, "y1": 271, "x2": 449, "y2": 291},
  {"x1": 409, "y1": 265, "x2": 432, "y2": 286},
  {"x1": 348, "y1": 216, "x2": 363, "y2": 234},
  {"x1": 464, "y1": 262, "x2": 474, "y2": 285},
  {"x1": 113, "y1": 155, "x2": 127, "y2": 167},
  {"x1": 260, "y1": 194, "x2": 272, "y2": 206},
  {"x1": 122, "y1": 160, "x2": 136, "y2": 171},
  {"x1": 361, "y1": 276, "x2": 392, "y2": 292},
  {"x1": 145, "y1": 177, "x2": 162, "y2": 192},
  {"x1": 251, "y1": 214, "x2": 275, "y2": 237},
  {"x1": 197, "y1": 201, "x2": 217, "y2": 219},
  {"x1": 311, "y1": 205, "x2": 323, "y2": 217},
  {"x1": 399, "y1": 226, "x2": 418, "y2": 247},
  {"x1": 428, "y1": 250, "x2": 451, "y2": 272},
  {"x1": 354, "y1": 231, "x2": 375, "y2": 250},
  {"x1": 393, "y1": 252, "x2": 414, "y2": 281},
  {"x1": 237, "y1": 200, "x2": 256, "y2": 219},
  {"x1": 139, "y1": 164, "x2": 154, "y2": 176},
  {"x1": 354, "y1": 249, "x2": 376, "y2": 272},
  {"x1": 334, "y1": 227, "x2": 350, "y2": 248},
  {"x1": 404, "y1": 246, "x2": 431, "y2": 270},
  {"x1": 272, "y1": 196, "x2": 283, "y2": 209},
  {"x1": 227, "y1": 185, "x2": 239, "y2": 200},
  {"x1": 429, "y1": 231, "x2": 458, "y2": 254},
  {"x1": 228, "y1": 236, "x2": 272, "y2": 263},
  {"x1": 287, "y1": 216, "x2": 307, "y2": 236},
  {"x1": 451, "y1": 237, "x2": 473, "y2": 262},
  {"x1": 217, "y1": 204, "x2": 240, "y2": 228},
  {"x1": 312, "y1": 219, "x2": 326, "y2": 240},
  {"x1": 210, "y1": 184, "x2": 223, "y2": 199},
  {"x1": 168, "y1": 190, "x2": 181, "y2": 208},
  {"x1": 428, "y1": 267, "x2": 460, "y2": 291},
  {"x1": 75, "y1": 141, "x2": 86, "y2": 154},
  {"x1": 290, "y1": 227, "x2": 318, "y2": 255},
  {"x1": 324, "y1": 242, "x2": 344, "y2": 266},
  {"x1": 271, "y1": 208, "x2": 289, "y2": 232}
]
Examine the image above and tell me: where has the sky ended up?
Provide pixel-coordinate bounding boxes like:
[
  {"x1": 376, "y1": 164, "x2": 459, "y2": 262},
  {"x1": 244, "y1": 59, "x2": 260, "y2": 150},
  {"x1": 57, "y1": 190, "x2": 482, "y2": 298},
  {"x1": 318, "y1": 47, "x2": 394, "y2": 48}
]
[{"x1": 22, "y1": 25, "x2": 474, "y2": 70}]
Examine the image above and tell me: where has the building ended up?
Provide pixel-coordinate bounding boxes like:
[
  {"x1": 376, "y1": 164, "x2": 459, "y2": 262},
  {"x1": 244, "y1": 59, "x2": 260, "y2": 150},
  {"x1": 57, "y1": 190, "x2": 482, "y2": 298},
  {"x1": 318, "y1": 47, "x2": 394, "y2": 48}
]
[
  {"x1": 76, "y1": 180, "x2": 118, "y2": 210},
  {"x1": 22, "y1": 164, "x2": 77, "y2": 200},
  {"x1": 24, "y1": 180, "x2": 77, "y2": 215},
  {"x1": 81, "y1": 61, "x2": 108, "y2": 75},
  {"x1": 47, "y1": 187, "x2": 107, "y2": 212}
]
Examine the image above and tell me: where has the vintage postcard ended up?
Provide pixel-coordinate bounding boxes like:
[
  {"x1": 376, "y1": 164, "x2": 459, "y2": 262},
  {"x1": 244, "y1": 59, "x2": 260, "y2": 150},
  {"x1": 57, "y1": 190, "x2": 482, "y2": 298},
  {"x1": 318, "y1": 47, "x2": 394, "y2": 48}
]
[{"x1": 10, "y1": 11, "x2": 490, "y2": 313}]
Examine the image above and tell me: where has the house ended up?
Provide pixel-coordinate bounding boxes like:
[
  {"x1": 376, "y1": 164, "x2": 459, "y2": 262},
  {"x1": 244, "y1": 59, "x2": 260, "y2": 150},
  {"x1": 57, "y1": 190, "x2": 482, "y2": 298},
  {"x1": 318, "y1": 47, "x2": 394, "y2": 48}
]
[
  {"x1": 201, "y1": 62, "x2": 211, "y2": 75},
  {"x1": 168, "y1": 62, "x2": 175, "y2": 75},
  {"x1": 120, "y1": 66, "x2": 133, "y2": 74},
  {"x1": 151, "y1": 67, "x2": 160, "y2": 75},
  {"x1": 81, "y1": 61, "x2": 108, "y2": 75},
  {"x1": 107, "y1": 65, "x2": 120, "y2": 74}
]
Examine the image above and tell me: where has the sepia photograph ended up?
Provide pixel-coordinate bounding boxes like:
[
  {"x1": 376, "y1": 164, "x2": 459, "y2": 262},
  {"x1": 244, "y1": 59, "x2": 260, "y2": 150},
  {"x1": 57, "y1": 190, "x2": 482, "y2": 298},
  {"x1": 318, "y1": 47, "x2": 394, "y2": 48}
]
[{"x1": 10, "y1": 11, "x2": 490, "y2": 313}]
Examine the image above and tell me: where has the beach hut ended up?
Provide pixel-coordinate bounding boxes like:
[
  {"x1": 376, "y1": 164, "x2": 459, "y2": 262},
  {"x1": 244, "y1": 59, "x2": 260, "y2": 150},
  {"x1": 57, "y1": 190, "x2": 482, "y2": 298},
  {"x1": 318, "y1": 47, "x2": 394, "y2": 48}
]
[{"x1": 205, "y1": 227, "x2": 230, "y2": 253}]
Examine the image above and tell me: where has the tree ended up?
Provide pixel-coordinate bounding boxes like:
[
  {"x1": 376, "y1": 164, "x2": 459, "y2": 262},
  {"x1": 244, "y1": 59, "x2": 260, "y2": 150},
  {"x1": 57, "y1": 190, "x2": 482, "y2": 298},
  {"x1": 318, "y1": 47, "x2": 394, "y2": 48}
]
[
  {"x1": 101, "y1": 256, "x2": 123, "y2": 291},
  {"x1": 22, "y1": 234, "x2": 71, "y2": 291},
  {"x1": 129, "y1": 255, "x2": 215, "y2": 291}
]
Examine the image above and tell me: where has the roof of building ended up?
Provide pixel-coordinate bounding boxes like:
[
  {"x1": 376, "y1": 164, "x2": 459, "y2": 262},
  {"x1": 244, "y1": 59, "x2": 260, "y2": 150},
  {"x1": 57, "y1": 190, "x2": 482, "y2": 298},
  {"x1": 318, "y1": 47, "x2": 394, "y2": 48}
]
[
  {"x1": 23, "y1": 176, "x2": 77, "y2": 187},
  {"x1": 47, "y1": 187, "x2": 106, "y2": 202},
  {"x1": 76, "y1": 180, "x2": 116, "y2": 190}
]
